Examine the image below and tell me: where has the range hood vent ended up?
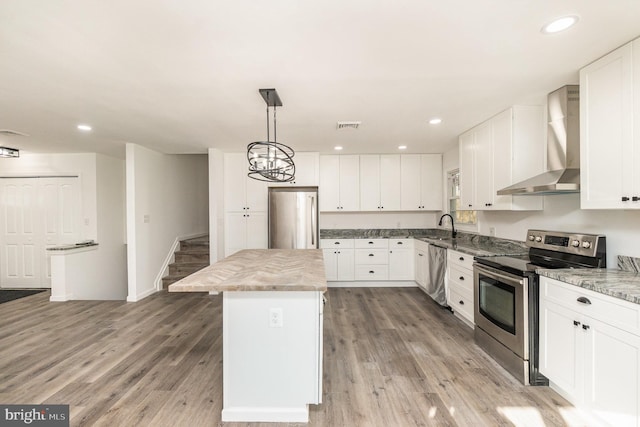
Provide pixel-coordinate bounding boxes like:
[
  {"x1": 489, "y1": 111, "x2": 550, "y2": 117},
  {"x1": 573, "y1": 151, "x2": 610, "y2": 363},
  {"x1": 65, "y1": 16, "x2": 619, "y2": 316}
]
[{"x1": 498, "y1": 85, "x2": 580, "y2": 195}]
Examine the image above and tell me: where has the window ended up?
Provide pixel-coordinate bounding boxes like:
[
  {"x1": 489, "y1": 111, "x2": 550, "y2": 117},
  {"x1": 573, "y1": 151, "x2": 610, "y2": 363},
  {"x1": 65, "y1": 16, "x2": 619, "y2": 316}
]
[{"x1": 448, "y1": 169, "x2": 477, "y2": 226}]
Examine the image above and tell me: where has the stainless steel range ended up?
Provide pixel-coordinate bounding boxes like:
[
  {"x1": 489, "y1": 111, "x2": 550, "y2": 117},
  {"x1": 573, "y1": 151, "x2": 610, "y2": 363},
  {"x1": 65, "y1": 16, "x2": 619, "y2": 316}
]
[{"x1": 473, "y1": 229, "x2": 606, "y2": 385}]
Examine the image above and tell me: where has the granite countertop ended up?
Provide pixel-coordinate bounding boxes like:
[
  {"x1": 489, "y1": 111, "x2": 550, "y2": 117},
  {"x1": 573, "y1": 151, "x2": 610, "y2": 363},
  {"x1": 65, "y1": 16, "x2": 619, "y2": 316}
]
[
  {"x1": 320, "y1": 228, "x2": 528, "y2": 257},
  {"x1": 168, "y1": 249, "x2": 327, "y2": 293},
  {"x1": 47, "y1": 242, "x2": 99, "y2": 251},
  {"x1": 537, "y1": 268, "x2": 640, "y2": 305}
]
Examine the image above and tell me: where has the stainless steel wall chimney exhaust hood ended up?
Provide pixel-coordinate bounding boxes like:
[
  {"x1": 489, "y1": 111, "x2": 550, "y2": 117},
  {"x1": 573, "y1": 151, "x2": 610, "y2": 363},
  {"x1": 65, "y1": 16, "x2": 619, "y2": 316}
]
[{"x1": 498, "y1": 85, "x2": 580, "y2": 195}]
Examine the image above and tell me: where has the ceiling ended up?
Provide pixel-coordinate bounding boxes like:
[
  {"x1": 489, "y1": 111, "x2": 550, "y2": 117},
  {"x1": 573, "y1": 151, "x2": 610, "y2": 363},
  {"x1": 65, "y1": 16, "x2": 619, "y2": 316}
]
[{"x1": 1, "y1": 1, "x2": 639, "y2": 159}]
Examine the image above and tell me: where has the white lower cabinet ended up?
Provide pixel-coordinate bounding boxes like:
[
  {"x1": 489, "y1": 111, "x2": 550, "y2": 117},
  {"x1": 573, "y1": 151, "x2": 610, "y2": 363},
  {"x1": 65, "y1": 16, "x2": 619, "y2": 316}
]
[
  {"x1": 414, "y1": 240, "x2": 430, "y2": 290},
  {"x1": 446, "y1": 250, "x2": 474, "y2": 326},
  {"x1": 540, "y1": 277, "x2": 640, "y2": 427},
  {"x1": 388, "y1": 239, "x2": 414, "y2": 281},
  {"x1": 320, "y1": 239, "x2": 355, "y2": 281},
  {"x1": 354, "y1": 239, "x2": 389, "y2": 281}
]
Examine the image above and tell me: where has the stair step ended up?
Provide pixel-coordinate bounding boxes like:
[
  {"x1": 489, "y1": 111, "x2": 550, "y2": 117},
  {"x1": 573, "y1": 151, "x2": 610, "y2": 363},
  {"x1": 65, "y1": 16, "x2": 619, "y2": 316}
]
[
  {"x1": 180, "y1": 237, "x2": 209, "y2": 251},
  {"x1": 174, "y1": 251, "x2": 209, "y2": 263},
  {"x1": 169, "y1": 262, "x2": 208, "y2": 275}
]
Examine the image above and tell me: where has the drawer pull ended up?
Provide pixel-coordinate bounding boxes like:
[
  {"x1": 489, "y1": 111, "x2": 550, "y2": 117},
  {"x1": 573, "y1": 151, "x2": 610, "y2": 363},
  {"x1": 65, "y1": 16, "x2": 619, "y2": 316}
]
[
  {"x1": 459, "y1": 300, "x2": 464, "y2": 305},
  {"x1": 459, "y1": 257, "x2": 464, "y2": 261},
  {"x1": 418, "y1": 253, "x2": 423, "y2": 257},
  {"x1": 577, "y1": 297, "x2": 592, "y2": 305},
  {"x1": 622, "y1": 196, "x2": 630, "y2": 201},
  {"x1": 397, "y1": 242, "x2": 403, "y2": 245},
  {"x1": 369, "y1": 270, "x2": 375, "y2": 274},
  {"x1": 582, "y1": 324, "x2": 590, "y2": 330},
  {"x1": 368, "y1": 254, "x2": 374, "y2": 257},
  {"x1": 334, "y1": 242, "x2": 340, "y2": 245},
  {"x1": 368, "y1": 241, "x2": 374, "y2": 244},
  {"x1": 573, "y1": 320, "x2": 580, "y2": 327},
  {"x1": 459, "y1": 276, "x2": 464, "y2": 281}
]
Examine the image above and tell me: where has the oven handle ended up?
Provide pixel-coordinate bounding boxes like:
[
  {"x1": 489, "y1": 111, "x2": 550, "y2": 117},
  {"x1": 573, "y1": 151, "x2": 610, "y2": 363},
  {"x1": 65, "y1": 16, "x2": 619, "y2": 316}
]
[{"x1": 474, "y1": 263, "x2": 524, "y2": 286}]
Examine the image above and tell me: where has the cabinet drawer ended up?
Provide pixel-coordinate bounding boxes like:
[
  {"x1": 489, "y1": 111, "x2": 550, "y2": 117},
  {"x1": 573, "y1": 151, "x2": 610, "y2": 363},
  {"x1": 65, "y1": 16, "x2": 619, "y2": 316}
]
[
  {"x1": 449, "y1": 287, "x2": 474, "y2": 323},
  {"x1": 542, "y1": 277, "x2": 640, "y2": 335},
  {"x1": 447, "y1": 250, "x2": 474, "y2": 270},
  {"x1": 354, "y1": 239, "x2": 389, "y2": 249},
  {"x1": 355, "y1": 265, "x2": 389, "y2": 281},
  {"x1": 389, "y1": 238, "x2": 414, "y2": 249},
  {"x1": 448, "y1": 264, "x2": 473, "y2": 292},
  {"x1": 320, "y1": 239, "x2": 355, "y2": 249},
  {"x1": 448, "y1": 280, "x2": 473, "y2": 302},
  {"x1": 355, "y1": 249, "x2": 389, "y2": 265}
]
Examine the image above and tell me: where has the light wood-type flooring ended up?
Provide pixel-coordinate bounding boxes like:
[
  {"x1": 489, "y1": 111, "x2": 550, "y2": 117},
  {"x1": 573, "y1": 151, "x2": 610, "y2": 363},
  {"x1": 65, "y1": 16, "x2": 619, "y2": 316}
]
[{"x1": 0, "y1": 287, "x2": 601, "y2": 426}]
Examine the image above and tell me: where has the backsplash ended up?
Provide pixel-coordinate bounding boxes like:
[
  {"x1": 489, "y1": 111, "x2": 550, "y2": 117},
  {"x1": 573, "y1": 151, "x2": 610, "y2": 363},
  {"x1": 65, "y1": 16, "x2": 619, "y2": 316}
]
[{"x1": 618, "y1": 256, "x2": 640, "y2": 273}]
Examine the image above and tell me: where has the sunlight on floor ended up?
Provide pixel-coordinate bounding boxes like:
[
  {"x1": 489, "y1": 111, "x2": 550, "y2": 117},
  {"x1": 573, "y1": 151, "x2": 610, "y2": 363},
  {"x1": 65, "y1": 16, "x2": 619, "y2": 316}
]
[
  {"x1": 558, "y1": 407, "x2": 608, "y2": 427},
  {"x1": 497, "y1": 406, "x2": 546, "y2": 426}
]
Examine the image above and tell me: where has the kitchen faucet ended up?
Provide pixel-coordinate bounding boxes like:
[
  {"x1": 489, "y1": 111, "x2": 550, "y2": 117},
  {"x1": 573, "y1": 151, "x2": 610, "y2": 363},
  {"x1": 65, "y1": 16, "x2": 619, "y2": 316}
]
[{"x1": 438, "y1": 214, "x2": 457, "y2": 239}]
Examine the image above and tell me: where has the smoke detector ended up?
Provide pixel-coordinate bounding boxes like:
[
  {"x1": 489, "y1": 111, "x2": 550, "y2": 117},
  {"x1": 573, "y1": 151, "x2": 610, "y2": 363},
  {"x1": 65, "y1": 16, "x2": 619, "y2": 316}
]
[
  {"x1": 0, "y1": 129, "x2": 29, "y2": 137},
  {"x1": 336, "y1": 121, "x2": 361, "y2": 130}
]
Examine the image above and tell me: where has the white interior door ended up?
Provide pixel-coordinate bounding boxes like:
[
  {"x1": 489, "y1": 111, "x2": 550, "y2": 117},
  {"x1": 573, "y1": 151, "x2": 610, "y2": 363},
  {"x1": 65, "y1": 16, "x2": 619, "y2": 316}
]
[{"x1": 0, "y1": 177, "x2": 80, "y2": 289}]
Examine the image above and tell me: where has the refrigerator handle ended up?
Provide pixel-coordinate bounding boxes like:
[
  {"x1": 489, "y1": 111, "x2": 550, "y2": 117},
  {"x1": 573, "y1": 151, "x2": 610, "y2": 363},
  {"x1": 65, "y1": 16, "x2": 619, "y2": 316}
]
[{"x1": 310, "y1": 195, "x2": 316, "y2": 247}]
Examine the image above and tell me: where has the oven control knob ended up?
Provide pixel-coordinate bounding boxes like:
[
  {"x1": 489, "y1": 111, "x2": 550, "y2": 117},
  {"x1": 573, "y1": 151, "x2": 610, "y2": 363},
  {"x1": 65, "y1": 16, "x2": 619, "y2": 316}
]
[
  {"x1": 535, "y1": 236, "x2": 542, "y2": 242},
  {"x1": 582, "y1": 241, "x2": 592, "y2": 249},
  {"x1": 571, "y1": 240, "x2": 580, "y2": 247},
  {"x1": 528, "y1": 235, "x2": 535, "y2": 241}
]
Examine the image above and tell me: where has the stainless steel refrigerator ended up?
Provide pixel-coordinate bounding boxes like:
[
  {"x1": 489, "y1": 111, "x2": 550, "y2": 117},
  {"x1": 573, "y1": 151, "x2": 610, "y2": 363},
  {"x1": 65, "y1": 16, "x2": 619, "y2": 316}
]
[{"x1": 268, "y1": 187, "x2": 319, "y2": 249}]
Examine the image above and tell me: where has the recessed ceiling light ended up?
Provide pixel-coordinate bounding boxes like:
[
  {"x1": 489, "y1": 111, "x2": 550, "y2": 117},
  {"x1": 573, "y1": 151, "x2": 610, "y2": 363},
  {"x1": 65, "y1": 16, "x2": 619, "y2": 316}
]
[
  {"x1": 334, "y1": 146, "x2": 343, "y2": 151},
  {"x1": 541, "y1": 15, "x2": 579, "y2": 34},
  {"x1": 429, "y1": 118, "x2": 442, "y2": 125},
  {"x1": 77, "y1": 124, "x2": 92, "y2": 131},
  {"x1": 398, "y1": 145, "x2": 407, "y2": 150}
]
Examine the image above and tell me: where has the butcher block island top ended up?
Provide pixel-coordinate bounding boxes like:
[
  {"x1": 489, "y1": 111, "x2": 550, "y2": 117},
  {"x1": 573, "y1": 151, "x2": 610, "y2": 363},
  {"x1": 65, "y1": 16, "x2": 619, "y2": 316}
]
[{"x1": 168, "y1": 248, "x2": 327, "y2": 293}]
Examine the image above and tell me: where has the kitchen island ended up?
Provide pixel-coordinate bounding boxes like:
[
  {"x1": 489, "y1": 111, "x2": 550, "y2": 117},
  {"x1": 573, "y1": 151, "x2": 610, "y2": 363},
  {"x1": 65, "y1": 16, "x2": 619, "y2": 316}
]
[{"x1": 168, "y1": 249, "x2": 326, "y2": 423}]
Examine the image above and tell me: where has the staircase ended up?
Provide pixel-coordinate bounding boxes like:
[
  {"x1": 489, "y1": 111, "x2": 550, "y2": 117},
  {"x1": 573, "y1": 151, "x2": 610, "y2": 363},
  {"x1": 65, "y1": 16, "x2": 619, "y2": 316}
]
[{"x1": 162, "y1": 236, "x2": 210, "y2": 288}]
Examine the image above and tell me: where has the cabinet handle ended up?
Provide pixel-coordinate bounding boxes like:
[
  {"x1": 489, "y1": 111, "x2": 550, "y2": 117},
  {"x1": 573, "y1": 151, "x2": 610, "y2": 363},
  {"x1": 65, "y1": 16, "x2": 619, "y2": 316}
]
[
  {"x1": 368, "y1": 241, "x2": 374, "y2": 244},
  {"x1": 577, "y1": 297, "x2": 592, "y2": 305},
  {"x1": 633, "y1": 197, "x2": 640, "y2": 202},
  {"x1": 622, "y1": 196, "x2": 630, "y2": 201},
  {"x1": 459, "y1": 300, "x2": 464, "y2": 305},
  {"x1": 418, "y1": 253, "x2": 423, "y2": 257},
  {"x1": 468, "y1": 204, "x2": 472, "y2": 207},
  {"x1": 368, "y1": 253, "x2": 374, "y2": 257},
  {"x1": 573, "y1": 320, "x2": 581, "y2": 327},
  {"x1": 389, "y1": 250, "x2": 393, "y2": 254},
  {"x1": 459, "y1": 276, "x2": 464, "y2": 281},
  {"x1": 369, "y1": 270, "x2": 375, "y2": 274},
  {"x1": 582, "y1": 324, "x2": 590, "y2": 330},
  {"x1": 459, "y1": 257, "x2": 464, "y2": 261},
  {"x1": 334, "y1": 242, "x2": 340, "y2": 245},
  {"x1": 397, "y1": 242, "x2": 403, "y2": 245}
]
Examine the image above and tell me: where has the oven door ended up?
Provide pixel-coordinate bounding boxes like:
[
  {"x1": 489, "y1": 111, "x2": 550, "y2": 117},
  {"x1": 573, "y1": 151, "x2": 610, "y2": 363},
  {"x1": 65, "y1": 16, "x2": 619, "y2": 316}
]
[{"x1": 473, "y1": 263, "x2": 528, "y2": 359}]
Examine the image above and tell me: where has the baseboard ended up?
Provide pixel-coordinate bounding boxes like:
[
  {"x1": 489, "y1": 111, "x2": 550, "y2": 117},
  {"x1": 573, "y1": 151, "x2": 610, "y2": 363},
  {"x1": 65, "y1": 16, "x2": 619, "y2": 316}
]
[
  {"x1": 221, "y1": 406, "x2": 309, "y2": 423},
  {"x1": 50, "y1": 294, "x2": 73, "y2": 302},
  {"x1": 127, "y1": 287, "x2": 157, "y2": 302},
  {"x1": 328, "y1": 281, "x2": 418, "y2": 288}
]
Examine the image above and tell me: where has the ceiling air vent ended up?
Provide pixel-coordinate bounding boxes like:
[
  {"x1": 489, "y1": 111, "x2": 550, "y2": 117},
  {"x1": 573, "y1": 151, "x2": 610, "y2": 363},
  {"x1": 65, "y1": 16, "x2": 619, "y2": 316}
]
[
  {"x1": 336, "y1": 121, "x2": 361, "y2": 130},
  {"x1": 0, "y1": 129, "x2": 29, "y2": 137}
]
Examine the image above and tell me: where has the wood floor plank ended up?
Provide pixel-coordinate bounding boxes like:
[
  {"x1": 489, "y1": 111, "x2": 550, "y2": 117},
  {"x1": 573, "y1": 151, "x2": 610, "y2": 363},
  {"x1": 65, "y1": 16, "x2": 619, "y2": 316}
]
[{"x1": 0, "y1": 287, "x2": 603, "y2": 426}]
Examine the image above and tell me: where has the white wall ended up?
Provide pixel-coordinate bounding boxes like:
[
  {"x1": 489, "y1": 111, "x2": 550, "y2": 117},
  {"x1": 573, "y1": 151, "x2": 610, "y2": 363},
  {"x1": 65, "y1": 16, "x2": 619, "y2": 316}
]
[
  {"x1": 442, "y1": 146, "x2": 640, "y2": 267},
  {"x1": 319, "y1": 211, "x2": 437, "y2": 229},
  {"x1": 126, "y1": 144, "x2": 208, "y2": 301},
  {"x1": 208, "y1": 148, "x2": 225, "y2": 262}
]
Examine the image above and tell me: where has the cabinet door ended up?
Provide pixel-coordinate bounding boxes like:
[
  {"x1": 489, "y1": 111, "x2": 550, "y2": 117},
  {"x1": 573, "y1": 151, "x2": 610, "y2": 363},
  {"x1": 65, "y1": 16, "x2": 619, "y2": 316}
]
[
  {"x1": 224, "y1": 212, "x2": 247, "y2": 256},
  {"x1": 339, "y1": 155, "x2": 360, "y2": 211},
  {"x1": 414, "y1": 248, "x2": 429, "y2": 289},
  {"x1": 420, "y1": 154, "x2": 443, "y2": 210},
  {"x1": 224, "y1": 153, "x2": 248, "y2": 212},
  {"x1": 245, "y1": 212, "x2": 268, "y2": 249},
  {"x1": 359, "y1": 155, "x2": 381, "y2": 211},
  {"x1": 380, "y1": 155, "x2": 401, "y2": 210},
  {"x1": 490, "y1": 109, "x2": 514, "y2": 210},
  {"x1": 271, "y1": 152, "x2": 319, "y2": 187},
  {"x1": 459, "y1": 131, "x2": 475, "y2": 210},
  {"x1": 336, "y1": 249, "x2": 355, "y2": 281},
  {"x1": 322, "y1": 249, "x2": 338, "y2": 281},
  {"x1": 473, "y1": 122, "x2": 493, "y2": 209},
  {"x1": 319, "y1": 155, "x2": 340, "y2": 211},
  {"x1": 584, "y1": 317, "x2": 640, "y2": 427},
  {"x1": 539, "y1": 299, "x2": 583, "y2": 400},
  {"x1": 580, "y1": 42, "x2": 634, "y2": 209},
  {"x1": 400, "y1": 154, "x2": 422, "y2": 210},
  {"x1": 389, "y1": 248, "x2": 414, "y2": 280}
]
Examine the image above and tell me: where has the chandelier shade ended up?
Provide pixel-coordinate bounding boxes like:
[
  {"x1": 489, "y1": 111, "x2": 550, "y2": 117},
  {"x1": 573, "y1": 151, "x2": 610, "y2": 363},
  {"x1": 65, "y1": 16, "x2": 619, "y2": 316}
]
[{"x1": 247, "y1": 89, "x2": 296, "y2": 182}]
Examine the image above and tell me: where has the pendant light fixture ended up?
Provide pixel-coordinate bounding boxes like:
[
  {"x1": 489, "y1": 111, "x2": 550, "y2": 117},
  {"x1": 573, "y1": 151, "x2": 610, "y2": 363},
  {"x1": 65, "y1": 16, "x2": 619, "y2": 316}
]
[{"x1": 247, "y1": 88, "x2": 295, "y2": 182}]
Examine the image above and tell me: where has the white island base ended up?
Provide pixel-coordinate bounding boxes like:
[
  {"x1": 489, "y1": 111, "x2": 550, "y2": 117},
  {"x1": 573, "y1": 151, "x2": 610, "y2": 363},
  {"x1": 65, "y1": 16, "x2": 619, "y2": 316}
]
[{"x1": 221, "y1": 290, "x2": 323, "y2": 423}]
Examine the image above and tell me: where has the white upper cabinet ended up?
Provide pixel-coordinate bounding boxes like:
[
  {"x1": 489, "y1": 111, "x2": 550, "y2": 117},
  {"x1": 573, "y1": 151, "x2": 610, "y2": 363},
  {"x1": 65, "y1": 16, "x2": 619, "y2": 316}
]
[
  {"x1": 360, "y1": 154, "x2": 401, "y2": 211},
  {"x1": 319, "y1": 155, "x2": 359, "y2": 211},
  {"x1": 458, "y1": 106, "x2": 544, "y2": 211},
  {"x1": 580, "y1": 39, "x2": 640, "y2": 209},
  {"x1": 270, "y1": 152, "x2": 319, "y2": 187},
  {"x1": 224, "y1": 153, "x2": 268, "y2": 212},
  {"x1": 400, "y1": 154, "x2": 443, "y2": 211}
]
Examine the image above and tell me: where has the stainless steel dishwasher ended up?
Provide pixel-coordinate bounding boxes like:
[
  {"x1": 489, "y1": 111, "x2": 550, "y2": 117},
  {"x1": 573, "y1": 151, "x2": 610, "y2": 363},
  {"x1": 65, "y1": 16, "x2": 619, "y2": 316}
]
[{"x1": 426, "y1": 245, "x2": 447, "y2": 306}]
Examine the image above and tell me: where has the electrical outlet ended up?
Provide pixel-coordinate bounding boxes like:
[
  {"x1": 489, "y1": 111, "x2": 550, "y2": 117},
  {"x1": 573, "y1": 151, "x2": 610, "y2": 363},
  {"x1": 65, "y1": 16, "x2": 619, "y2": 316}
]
[
  {"x1": 489, "y1": 227, "x2": 496, "y2": 237},
  {"x1": 269, "y1": 308, "x2": 283, "y2": 328}
]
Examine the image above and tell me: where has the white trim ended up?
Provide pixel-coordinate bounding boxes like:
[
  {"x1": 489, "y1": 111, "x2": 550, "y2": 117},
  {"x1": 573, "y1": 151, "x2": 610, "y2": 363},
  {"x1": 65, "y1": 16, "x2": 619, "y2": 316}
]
[
  {"x1": 49, "y1": 294, "x2": 73, "y2": 302},
  {"x1": 126, "y1": 286, "x2": 157, "y2": 302},
  {"x1": 327, "y1": 281, "x2": 418, "y2": 288},
  {"x1": 153, "y1": 232, "x2": 209, "y2": 291}
]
